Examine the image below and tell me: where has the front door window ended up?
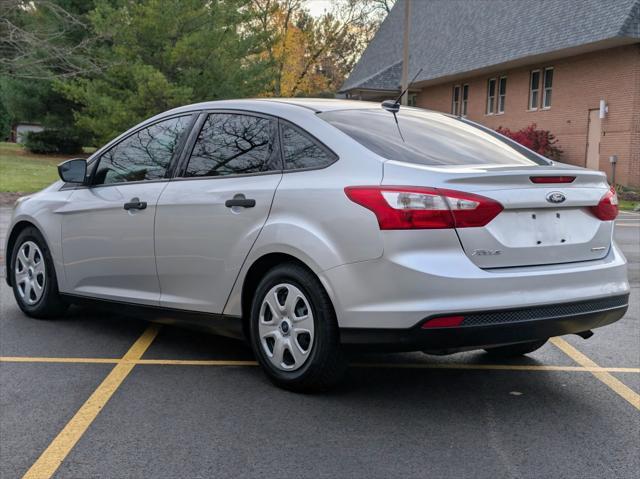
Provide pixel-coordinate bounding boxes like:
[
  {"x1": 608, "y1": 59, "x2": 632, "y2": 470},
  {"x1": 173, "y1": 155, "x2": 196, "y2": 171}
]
[{"x1": 93, "y1": 115, "x2": 191, "y2": 185}]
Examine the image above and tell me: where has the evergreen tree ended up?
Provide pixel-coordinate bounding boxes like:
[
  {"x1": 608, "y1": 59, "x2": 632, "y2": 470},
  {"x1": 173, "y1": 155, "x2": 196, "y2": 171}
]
[{"x1": 60, "y1": 0, "x2": 273, "y2": 144}]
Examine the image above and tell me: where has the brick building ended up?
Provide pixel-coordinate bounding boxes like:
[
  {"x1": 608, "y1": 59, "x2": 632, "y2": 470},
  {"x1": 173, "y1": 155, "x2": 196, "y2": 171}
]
[{"x1": 341, "y1": 0, "x2": 640, "y2": 187}]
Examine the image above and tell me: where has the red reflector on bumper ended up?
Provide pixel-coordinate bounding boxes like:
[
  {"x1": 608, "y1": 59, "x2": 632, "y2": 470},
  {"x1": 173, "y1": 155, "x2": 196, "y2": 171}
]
[{"x1": 421, "y1": 316, "x2": 465, "y2": 328}]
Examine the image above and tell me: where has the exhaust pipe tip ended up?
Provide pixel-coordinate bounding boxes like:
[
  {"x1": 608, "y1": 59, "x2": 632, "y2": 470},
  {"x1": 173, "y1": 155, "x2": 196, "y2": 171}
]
[{"x1": 575, "y1": 330, "x2": 594, "y2": 340}]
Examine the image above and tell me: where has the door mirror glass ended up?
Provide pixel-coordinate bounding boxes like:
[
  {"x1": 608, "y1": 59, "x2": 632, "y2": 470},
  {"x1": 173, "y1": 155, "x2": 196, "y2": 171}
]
[{"x1": 58, "y1": 158, "x2": 87, "y2": 184}]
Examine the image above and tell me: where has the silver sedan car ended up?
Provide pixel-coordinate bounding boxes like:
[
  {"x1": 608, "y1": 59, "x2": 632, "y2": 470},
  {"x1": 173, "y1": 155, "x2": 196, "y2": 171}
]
[{"x1": 5, "y1": 99, "x2": 629, "y2": 391}]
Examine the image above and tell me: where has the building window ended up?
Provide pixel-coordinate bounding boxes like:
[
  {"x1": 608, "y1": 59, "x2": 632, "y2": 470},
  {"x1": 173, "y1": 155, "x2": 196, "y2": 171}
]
[
  {"x1": 497, "y1": 76, "x2": 507, "y2": 113},
  {"x1": 543, "y1": 67, "x2": 553, "y2": 108},
  {"x1": 529, "y1": 70, "x2": 540, "y2": 110},
  {"x1": 486, "y1": 78, "x2": 496, "y2": 114},
  {"x1": 408, "y1": 93, "x2": 417, "y2": 107},
  {"x1": 451, "y1": 85, "x2": 461, "y2": 115},
  {"x1": 461, "y1": 84, "x2": 469, "y2": 116}
]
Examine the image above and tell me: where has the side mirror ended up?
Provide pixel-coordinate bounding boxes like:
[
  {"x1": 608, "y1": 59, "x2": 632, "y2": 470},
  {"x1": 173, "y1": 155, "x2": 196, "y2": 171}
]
[{"x1": 58, "y1": 158, "x2": 87, "y2": 184}]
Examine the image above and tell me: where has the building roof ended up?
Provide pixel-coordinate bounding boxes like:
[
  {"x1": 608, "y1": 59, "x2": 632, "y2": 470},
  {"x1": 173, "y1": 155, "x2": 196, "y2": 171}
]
[{"x1": 341, "y1": 0, "x2": 640, "y2": 92}]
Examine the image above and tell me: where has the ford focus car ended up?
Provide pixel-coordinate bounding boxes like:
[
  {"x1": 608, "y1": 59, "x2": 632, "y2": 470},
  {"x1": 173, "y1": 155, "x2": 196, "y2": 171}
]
[{"x1": 5, "y1": 99, "x2": 629, "y2": 391}]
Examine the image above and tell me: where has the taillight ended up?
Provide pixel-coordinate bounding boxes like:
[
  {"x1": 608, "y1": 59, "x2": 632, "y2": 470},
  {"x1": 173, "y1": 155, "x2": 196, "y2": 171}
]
[
  {"x1": 344, "y1": 186, "x2": 503, "y2": 230},
  {"x1": 530, "y1": 176, "x2": 575, "y2": 184},
  {"x1": 590, "y1": 186, "x2": 618, "y2": 221}
]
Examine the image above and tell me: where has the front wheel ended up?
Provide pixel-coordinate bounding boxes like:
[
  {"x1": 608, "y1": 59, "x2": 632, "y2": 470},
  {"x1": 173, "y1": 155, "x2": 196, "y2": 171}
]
[
  {"x1": 484, "y1": 339, "x2": 547, "y2": 358},
  {"x1": 249, "y1": 263, "x2": 346, "y2": 392},
  {"x1": 10, "y1": 226, "x2": 68, "y2": 319}
]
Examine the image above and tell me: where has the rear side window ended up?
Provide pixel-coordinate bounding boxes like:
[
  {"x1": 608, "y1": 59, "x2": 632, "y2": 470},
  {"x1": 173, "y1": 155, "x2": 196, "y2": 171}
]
[
  {"x1": 93, "y1": 115, "x2": 190, "y2": 185},
  {"x1": 184, "y1": 113, "x2": 278, "y2": 177},
  {"x1": 280, "y1": 123, "x2": 336, "y2": 170},
  {"x1": 319, "y1": 109, "x2": 547, "y2": 166}
]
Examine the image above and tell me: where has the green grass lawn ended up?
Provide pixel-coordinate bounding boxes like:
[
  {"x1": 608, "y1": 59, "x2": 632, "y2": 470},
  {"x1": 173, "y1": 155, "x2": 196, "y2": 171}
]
[
  {"x1": 0, "y1": 142, "x2": 62, "y2": 193},
  {"x1": 619, "y1": 199, "x2": 639, "y2": 212}
]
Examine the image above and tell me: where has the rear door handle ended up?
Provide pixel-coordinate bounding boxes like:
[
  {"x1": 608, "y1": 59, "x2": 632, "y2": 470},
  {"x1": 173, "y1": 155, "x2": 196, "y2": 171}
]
[
  {"x1": 123, "y1": 197, "x2": 147, "y2": 211},
  {"x1": 225, "y1": 194, "x2": 256, "y2": 208}
]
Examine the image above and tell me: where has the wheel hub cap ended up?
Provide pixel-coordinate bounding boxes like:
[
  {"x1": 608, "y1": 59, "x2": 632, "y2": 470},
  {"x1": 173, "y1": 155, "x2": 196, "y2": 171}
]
[
  {"x1": 14, "y1": 241, "x2": 46, "y2": 306},
  {"x1": 258, "y1": 283, "x2": 314, "y2": 372},
  {"x1": 279, "y1": 319, "x2": 291, "y2": 335}
]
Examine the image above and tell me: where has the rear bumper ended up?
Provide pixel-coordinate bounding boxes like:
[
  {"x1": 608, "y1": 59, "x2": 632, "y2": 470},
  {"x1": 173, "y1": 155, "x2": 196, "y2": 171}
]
[
  {"x1": 340, "y1": 294, "x2": 629, "y2": 352},
  {"x1": 322, "y1": 231, "x2": 629, "y2": 329}
]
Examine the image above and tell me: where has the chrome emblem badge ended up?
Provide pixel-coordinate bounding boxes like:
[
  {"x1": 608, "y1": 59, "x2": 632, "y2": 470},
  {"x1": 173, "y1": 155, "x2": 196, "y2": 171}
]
[{"x1": 546, "y1": 192, "x2": 566, "y2": 204}]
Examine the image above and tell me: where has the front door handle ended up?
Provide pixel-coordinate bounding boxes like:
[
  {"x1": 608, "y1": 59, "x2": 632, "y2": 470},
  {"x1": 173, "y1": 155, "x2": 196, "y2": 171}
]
[
  {"x1": 225, "y1": 194, "x2": 256, "y2": 208},
  {"x1": 124, "y1": 197, "x2": 147, "y2": 211}
]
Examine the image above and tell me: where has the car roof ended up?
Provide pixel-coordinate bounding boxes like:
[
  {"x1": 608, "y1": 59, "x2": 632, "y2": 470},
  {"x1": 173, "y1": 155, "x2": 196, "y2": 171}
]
[
  {"x1": 159, "y1": 98, "x2": 384, "y2": 117},
  {"x1": 257, "y1": 98, "x2": 382, "y2": 112}
]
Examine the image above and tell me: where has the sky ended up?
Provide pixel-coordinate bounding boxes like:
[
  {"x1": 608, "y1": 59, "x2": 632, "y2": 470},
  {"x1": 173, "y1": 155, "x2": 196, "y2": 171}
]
[{"x1": 305, "y1": 0, "x2": 334, "y2": 17}]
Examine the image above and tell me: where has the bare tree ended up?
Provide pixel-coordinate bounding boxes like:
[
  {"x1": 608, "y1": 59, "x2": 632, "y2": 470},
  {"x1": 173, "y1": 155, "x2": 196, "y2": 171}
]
[
  {"x1": 250, "y1": 0, "x2": 394, "y2": 96},
  {"x1": 289, "y1": 0, "x2": 394, "y2": 95},
  {"x1": 0, "y1": 0, "x2": 104, "y2": 79}
]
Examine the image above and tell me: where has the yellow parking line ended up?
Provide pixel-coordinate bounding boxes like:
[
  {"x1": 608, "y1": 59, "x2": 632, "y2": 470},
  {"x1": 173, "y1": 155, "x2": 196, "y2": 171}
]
[
  {"x1": 1, "y1": 356, "x2": 119, "y2": 364},
  {"x1": 21, "y1": 325, "x2": 160, "y2": 479},
  {"x1": 550, "y1": 337, "x2": 640, "y2": 410},
  {"x1": 2, "y1": 355, "x2": 638, "y2": 372},
  {"x1": 352, "y1": 363, "x2": 640, "y2": 373},
  {"x1": 136, "y1": 359, "x2": 259, "y2": 366}
]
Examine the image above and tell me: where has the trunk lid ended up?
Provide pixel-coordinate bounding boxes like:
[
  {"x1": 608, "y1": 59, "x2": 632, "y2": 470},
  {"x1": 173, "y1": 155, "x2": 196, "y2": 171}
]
[{"x1": 382, "y1": 162, "x2": 613, "y2": 268}]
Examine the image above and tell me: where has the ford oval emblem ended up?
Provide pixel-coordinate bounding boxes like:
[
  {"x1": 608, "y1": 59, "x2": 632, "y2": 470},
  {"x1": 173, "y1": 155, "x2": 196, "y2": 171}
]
[{"x1": 546, "y1": 191, "x2": 566, "y2": 204}]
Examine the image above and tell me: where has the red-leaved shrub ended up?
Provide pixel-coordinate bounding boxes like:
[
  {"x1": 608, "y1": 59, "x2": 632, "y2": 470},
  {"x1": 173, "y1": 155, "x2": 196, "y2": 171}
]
[{"x1": 496, "y1": 124, "x2": 563, "y2": 160}]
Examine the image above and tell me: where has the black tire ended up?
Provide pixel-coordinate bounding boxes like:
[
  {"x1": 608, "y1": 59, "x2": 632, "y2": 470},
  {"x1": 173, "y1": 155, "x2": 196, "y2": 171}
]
[
  {"x1": 249, "y1": 262, "x2": 346, "y2": 392},
  {"x1": 484, "y1": 339, "x2": 547, "y2": 358},
  {"x1": 9, "y1": 226, "x2": 68, "y2": 319}
]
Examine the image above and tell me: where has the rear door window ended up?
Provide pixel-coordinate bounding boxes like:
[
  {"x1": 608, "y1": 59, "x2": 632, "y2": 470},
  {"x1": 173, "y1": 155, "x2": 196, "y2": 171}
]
[
  {"x1": 280, "y1": 123, "x2": 336, "y2": 170},
  {"x1": 184, "y1": 113, "x2": 279, "y2": 177},
  {"x1": 319, "y1": 109, "x2": 547, "y2": 166}
]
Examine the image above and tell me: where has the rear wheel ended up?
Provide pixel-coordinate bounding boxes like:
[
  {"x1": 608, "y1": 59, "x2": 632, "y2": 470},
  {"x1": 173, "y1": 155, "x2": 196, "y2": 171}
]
[
  {"x1": 10, "y1": 227, "x2": 68, "y2": 319},
  {"x1": 249, "y1": 263, "x2": 346, "y2": 392},
  {"x1": 484, "y1": 339, "x2": 547, "y2": 358}
]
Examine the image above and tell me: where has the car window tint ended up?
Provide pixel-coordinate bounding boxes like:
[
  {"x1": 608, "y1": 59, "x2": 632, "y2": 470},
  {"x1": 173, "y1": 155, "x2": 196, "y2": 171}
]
[
  {"x1": 319, "y1": 109, "x2": 548, "y2": 166},
  {"x1": 281, "y1": 123, "x2": 335, "y2": 170},
  {"x1": 185, "y1": 113, "x2": 278, "y2": 177},
  {"x1": 93, "y1": 115, "x2": 190, "y2": 185}
]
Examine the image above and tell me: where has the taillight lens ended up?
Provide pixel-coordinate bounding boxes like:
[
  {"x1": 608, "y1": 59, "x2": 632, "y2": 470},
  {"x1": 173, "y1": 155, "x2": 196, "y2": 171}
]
[
  {"x1": 590, "y1": 186, "x2": 618, "y2": 221},
  {"x1": 344, "y1": 186, "x2": 503, "y2": 229}
]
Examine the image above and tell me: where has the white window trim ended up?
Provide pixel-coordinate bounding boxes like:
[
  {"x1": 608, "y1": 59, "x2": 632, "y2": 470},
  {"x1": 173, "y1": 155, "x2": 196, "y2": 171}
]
[
  {"x1": 542, "y1": 67, "x2": 553, "y2": 110},
  {"x1": 497, "y1": 76, "x2": 507, "y2": 114},
  {"x1": 461, "y1": 84, "x2": 469, "y2": 117},
  {"x1": 528, "y1": 69, "x2": 540, "y2": 111},
  {"x1": 486, "y1": 78, "x2": 497, "y2": 115}
]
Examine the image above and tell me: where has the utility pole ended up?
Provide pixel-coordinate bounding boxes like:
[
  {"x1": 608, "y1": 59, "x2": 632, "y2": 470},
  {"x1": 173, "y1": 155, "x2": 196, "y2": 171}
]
[{"x1": 400, "y1": 0, "x2": 411, "y2": 105}]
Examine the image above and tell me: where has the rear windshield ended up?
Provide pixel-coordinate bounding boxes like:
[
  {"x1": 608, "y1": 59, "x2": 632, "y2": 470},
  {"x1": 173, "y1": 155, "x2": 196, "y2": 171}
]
[{"x1": 319, "y1": 109, "x2": 549, "y2": 166}]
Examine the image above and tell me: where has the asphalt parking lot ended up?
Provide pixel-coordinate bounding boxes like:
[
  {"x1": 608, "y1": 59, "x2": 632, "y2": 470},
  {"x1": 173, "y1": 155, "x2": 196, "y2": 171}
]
[{"x1": 1, "y1": 208, "x2": 638, "y2": 479}]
